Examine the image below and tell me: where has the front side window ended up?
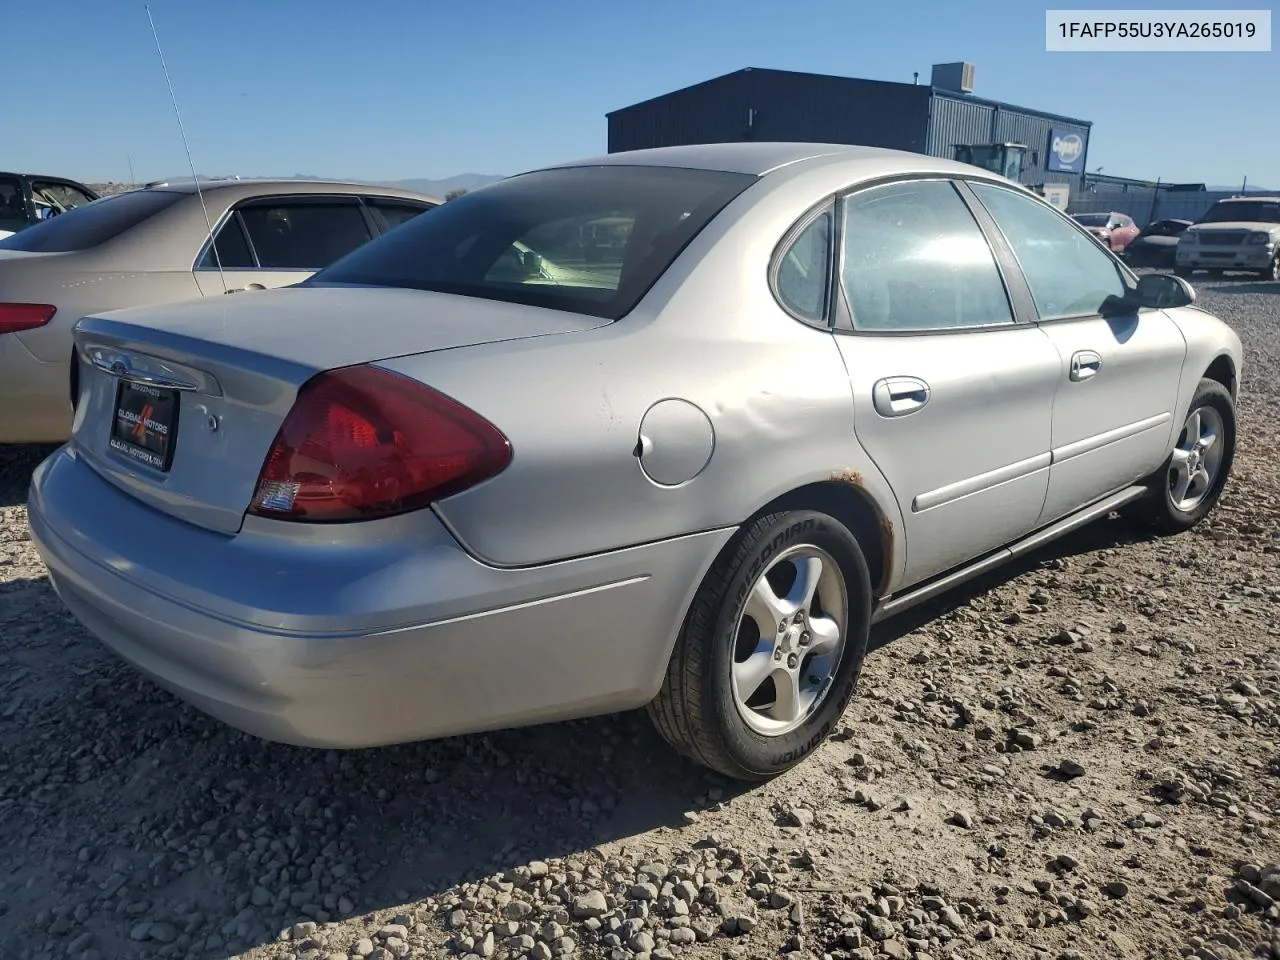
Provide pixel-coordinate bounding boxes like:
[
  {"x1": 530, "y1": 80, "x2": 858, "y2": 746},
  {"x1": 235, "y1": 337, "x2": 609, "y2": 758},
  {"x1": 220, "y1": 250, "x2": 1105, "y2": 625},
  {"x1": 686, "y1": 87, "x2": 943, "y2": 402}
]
[
  {"x1": 774, "y1": 207, "x2": 833, "y2": 324},
  {"x1": 970, "y1": 183, "x2": 1126, "y2": 321},
  {"x1": 238, "y1": 199, "x2": 373, "y2": 270},
  {"x1": 31, "y1": 180, "x2": 95, "y2": 215},
  {"x1": 0, "y1": 177, "x2": 26, "y2": 233},
  {"x1": 840, "y1": 179, "x2": 1013, "y2": 332},
  {"x1": 311, "y1": 165, "x2": 757, "y2": 321},
  {"x1": 0, "y1": 189, "x2": 183, "y2": 252}
]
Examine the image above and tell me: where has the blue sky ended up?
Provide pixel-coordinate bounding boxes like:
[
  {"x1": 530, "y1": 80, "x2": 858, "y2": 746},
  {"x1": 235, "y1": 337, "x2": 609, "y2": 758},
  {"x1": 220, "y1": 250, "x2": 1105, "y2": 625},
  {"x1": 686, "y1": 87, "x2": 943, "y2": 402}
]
[{"x1": 8, "y1": 0, "x2": 1275, "y2": 185}]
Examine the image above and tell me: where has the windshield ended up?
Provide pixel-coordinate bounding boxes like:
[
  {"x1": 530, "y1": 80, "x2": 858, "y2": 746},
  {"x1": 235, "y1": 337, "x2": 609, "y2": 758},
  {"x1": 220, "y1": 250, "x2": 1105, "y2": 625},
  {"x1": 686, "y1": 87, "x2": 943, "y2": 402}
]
[
  {"x1": 0, "y1": 189, "x2": 183, "y2": 252},
  {"x1": 1072, "y1": 213, "x2": 1110, "y2": 227},
  {"x1": 311, "y1": 165, "x2": 757, "y2": 320},
  {"x1": 1198, "y1": 200, "x2": 1280, "y2": 224}
]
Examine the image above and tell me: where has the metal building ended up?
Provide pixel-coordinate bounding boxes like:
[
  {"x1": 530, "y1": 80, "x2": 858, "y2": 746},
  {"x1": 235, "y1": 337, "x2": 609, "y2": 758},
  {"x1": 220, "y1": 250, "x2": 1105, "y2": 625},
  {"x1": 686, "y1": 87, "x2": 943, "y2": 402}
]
[{"x1": 607, "y1": 65, "x2": 1093, "y2": 198}]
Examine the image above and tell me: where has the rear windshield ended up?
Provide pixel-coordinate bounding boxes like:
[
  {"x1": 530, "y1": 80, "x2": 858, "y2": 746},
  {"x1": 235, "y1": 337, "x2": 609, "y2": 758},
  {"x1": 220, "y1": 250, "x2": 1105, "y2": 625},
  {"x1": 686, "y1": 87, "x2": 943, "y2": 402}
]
[
  {"x1": 310, "y1": 165, "x2": 757, "y2": 320},
  {"x1": 1198, "y1": 200, "x2": 1280, "y2": 224},
  {"x1": 0, "y1": 189, "x2": 184, "y2": 252}
]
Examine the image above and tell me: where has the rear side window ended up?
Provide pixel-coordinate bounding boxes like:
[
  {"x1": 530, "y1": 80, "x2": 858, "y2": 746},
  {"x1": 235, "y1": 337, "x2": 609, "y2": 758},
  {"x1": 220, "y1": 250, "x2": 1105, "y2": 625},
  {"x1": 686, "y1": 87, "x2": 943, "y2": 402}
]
[
  {"x1": 199, "y1": 214, "x2": 255, "y2": 269},
  {"x1": 0, "y1": 177, "x2": 26, "y2": 233},
  {"x1": 366, "y1": 198, "x2": 435, "y2": 232},
  {"x1": 311, "y1": 165, "x2": 757, "y2": 321},
  {"x1": 841, "y1": 179, "x2": 1013, "y2": 332},
  {"x1": 238, "y1": 200, "x2": 373, "y2": 270},
  {"x1": 0, "y1": 189, "x2": 183, "y2": 252},
  {"x1": 774, "y1": 208, "x2": 833, "y2": 324}
]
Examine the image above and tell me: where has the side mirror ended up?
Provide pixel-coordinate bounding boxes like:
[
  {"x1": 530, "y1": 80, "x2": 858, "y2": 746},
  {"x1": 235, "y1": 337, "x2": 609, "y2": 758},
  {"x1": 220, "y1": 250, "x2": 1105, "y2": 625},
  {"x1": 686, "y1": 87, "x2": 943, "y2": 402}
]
[{"x1": 1136, "y1": 273, "x2": 1196, "y2": 309}]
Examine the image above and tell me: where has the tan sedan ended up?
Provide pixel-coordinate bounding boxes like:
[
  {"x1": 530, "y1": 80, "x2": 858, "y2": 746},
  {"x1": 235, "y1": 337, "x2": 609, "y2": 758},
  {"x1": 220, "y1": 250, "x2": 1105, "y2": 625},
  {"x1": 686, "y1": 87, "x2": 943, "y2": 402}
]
[{"x1": 0, "y1": 178, "x2": 440, "y2": 443}]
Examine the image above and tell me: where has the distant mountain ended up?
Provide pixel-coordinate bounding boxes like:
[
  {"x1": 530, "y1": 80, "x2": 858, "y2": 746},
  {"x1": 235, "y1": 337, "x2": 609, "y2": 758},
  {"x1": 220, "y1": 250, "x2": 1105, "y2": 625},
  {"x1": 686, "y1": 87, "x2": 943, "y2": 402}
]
[{"x1": 379, "y1": 174, "x2": 505, "y2": 196}]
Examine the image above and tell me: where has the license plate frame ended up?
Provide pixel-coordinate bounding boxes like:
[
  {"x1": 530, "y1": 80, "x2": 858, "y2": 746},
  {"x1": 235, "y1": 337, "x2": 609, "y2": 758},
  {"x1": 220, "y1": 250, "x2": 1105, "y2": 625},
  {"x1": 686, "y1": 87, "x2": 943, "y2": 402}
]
[{"x1": 108, "y1": 379, "x2": 180, "y2": 472}]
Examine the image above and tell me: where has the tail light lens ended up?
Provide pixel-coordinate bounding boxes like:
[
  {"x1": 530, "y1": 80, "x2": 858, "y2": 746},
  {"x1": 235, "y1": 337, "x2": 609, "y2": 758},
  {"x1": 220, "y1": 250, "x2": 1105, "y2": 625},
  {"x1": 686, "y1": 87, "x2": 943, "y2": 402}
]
[
  {"x1": 248, "y1": 365, "x2": 512, "y2": 523},
  {"x1": 0, "y1": 303, "x2": 57, "y2": 334}
]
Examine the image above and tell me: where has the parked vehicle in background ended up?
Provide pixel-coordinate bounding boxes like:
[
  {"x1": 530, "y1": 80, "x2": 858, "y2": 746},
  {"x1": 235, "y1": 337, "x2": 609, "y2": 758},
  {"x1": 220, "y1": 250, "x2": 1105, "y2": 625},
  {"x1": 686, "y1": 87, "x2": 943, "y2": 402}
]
[
  {"x1": 27, "y1": 142, "x2": 1242, "y2": 782},
  {"x1": 0, "y1": 172, "x2": 99, "y2": 241},
  {"x1": 0, "y1": 179, "x2": 441, "y2": 443},
  {"x1": 1122, "y1": 218, "x2": 1192, "y2": 269},
  {"x1": 1071, "y1": 211, "x2": 1140, "y2": 251},
  {"x1": 1175, "y1": 196, "x2": 1280, "y2": 281}
]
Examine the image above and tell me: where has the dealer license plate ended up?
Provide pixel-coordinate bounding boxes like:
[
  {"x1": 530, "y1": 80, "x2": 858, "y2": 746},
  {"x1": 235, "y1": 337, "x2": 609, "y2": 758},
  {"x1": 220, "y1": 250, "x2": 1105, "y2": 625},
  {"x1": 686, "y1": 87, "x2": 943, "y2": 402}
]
[{"x1": 109, "y1": 380, "x2": 179, "y2": 472}]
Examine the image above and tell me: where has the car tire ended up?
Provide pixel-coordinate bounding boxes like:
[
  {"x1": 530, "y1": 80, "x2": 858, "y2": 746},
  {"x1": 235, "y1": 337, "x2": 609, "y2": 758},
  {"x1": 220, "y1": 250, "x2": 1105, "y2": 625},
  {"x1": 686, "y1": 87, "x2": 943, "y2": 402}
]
[
  {"x1": 1262, "y1": 252, "x2": 1280, "y2": 282},
  {"x1": 1125, "y1": 377, "x2": 1236, "y2": 535},
  {"x1": 648, "y1": 509, "x2": 872, "y2": 781}
]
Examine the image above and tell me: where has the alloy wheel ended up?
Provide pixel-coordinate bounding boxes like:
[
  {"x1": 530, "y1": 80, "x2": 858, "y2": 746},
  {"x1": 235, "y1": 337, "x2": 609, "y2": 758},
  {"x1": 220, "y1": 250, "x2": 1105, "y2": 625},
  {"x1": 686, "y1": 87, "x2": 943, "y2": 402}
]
[
  {"x1": 730, "y1": 545, "x2": 847, "y2": 736},
  {"x1": 1168, "y1": 405, "x2": 1226, "y2": 512}
]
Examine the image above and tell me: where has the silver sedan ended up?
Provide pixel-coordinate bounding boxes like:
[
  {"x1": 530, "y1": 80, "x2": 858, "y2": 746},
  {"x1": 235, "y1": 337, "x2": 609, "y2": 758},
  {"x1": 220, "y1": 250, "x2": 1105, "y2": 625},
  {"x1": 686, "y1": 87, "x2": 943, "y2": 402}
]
[
  {"x1": 27, "y1": 143, "x2": 1242, "y2": 781},
  {"x1": 0, "y1": 179, "x2": 440, "y2": 443}
]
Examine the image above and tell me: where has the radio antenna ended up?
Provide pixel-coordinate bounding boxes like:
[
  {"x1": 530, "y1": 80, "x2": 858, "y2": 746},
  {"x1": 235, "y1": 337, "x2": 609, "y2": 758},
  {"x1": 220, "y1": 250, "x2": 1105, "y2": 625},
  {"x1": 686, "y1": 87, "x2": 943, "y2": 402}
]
[{"x1": 145, "y1": 4, "x2": 227, "y2": 295}]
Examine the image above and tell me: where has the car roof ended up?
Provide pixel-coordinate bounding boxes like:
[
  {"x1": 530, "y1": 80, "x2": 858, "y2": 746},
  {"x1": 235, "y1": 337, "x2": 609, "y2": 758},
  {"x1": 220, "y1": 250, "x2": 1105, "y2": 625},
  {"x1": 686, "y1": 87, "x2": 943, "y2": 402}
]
[
  {"x1": 0, "y1": 171, "x2": 93, "y2": 184},
  {"x1": 531, "y1": 141, "x2": 984, "y2": 178},
  {"x1": 1212, "y1": 195, "x2": 1280, "y2": 203},
  {"x1": 138, "y1": 178, "x2": 443, "y2": 204}
]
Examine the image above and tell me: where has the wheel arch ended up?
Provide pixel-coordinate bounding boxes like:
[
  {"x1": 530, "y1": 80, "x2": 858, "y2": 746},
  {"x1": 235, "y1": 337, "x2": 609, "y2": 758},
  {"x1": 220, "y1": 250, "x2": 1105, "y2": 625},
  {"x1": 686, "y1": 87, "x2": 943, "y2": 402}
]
[
  {"x1": 744, "y1": 478, "x2": 896, "y2": 600},
  {"x1": 1203, "y1": 353, "x2": 1237, "y2": 401}
]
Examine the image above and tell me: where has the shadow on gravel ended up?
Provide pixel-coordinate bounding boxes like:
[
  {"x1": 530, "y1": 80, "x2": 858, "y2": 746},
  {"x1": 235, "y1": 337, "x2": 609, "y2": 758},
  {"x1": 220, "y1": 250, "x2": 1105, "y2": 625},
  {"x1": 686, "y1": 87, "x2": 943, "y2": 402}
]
[
  {"x1": 869, "y1": 512, "x2": 1158, "y2": 652},
  {"x1": 0, "y1": 443, "x2": 58, "y2": 507},
  {"x1": 0, "y1": 512, "x2": 1161, "y2": 959}
]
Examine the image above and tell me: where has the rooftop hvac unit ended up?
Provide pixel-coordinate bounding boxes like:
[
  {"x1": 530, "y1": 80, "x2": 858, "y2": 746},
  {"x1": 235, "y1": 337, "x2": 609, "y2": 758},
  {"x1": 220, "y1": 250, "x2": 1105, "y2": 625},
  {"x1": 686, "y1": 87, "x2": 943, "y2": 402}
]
[{"x1": 931, "y1": 62, "x2": 975, "y2": 94}]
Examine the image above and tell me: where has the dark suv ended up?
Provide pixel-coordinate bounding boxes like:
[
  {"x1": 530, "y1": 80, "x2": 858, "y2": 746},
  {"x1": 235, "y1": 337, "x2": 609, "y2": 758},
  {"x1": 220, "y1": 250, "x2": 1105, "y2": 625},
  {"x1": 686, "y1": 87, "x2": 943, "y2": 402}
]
[{"x1": 0, "y1": 172, "x2": 100, "y2": 239}]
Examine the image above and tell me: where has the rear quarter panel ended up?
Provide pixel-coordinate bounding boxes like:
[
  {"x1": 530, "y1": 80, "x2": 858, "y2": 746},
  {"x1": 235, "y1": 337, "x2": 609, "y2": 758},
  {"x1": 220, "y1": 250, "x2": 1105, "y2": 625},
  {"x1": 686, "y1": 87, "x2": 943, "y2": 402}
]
[
  {"x1": 16, "y1": 271, "x2": 202, "y2": 361},
  {"x1": 377, "y1": 163, "x2": 909, "y2": 578}
]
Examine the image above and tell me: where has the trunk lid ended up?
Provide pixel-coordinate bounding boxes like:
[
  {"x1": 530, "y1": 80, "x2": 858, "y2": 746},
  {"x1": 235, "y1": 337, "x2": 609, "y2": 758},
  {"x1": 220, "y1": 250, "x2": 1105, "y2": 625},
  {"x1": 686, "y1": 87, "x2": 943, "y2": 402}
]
[{"x1": 70, "y1": 284, "x2": 609, "y2": 534}]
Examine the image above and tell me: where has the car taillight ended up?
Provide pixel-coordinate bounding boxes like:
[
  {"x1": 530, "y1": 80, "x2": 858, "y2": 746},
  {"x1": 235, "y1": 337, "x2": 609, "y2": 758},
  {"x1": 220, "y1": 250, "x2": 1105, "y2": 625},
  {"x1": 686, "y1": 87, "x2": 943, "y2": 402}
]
[
  {"x1": 248, "y1": 365, "x2": 512, "y2": 523},
  {"x1": 0, "y1": 303, "x2": 56, "y2": 334}
]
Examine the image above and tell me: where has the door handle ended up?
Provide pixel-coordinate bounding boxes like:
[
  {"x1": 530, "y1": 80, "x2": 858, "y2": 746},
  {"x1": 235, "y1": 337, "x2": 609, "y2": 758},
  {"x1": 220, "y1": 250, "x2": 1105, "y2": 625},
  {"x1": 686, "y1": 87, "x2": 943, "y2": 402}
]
[
  {"x1": 872, "y1": 376, "x2": 931, "y2": 418},
  {"x1": 1069, "y1": 351, "x2": 1102, "y2": 382}
]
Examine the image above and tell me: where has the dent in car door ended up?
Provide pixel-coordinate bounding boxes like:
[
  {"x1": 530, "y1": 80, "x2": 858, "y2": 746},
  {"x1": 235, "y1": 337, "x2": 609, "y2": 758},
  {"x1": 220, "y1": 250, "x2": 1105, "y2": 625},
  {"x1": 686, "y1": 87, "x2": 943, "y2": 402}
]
[
  {"x1": 833, "y1": 179, "x2": 1061, "y2": 589},
  {"x1": 192, "y1": 196, "x2": 375, "y2": 296},
  {"x1": 966, "y1": 182, "x2": 1187, "y2": 524}
]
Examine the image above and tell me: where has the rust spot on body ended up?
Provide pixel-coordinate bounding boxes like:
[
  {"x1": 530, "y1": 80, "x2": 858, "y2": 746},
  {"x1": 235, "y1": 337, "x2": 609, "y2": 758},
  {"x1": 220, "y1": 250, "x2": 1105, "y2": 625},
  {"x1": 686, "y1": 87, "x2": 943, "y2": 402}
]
[
  {"x1": 829, "y1": 468, "x2": 863, "y2": 487},
  {"x1": 877, "y1": 514, "x2": 895, "y2": 595}
]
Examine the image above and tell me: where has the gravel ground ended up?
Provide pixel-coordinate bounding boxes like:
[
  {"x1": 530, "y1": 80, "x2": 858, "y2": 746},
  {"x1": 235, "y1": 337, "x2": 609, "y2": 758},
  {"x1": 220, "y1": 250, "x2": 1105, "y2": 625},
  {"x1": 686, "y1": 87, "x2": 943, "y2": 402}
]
[{"x1": 1, "y1": 278, "x2": 1278, "y2": 960}]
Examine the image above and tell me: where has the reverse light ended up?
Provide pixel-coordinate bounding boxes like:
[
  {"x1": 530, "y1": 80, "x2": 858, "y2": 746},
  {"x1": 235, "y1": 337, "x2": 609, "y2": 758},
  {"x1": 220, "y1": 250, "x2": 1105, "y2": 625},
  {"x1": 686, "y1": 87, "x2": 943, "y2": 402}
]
[
  {"x1": 0, "y1": 303, "x2": 56, "y2": 335},
  {"x1": 248, "y1": 365, "x2": 512, "y2": 523}
]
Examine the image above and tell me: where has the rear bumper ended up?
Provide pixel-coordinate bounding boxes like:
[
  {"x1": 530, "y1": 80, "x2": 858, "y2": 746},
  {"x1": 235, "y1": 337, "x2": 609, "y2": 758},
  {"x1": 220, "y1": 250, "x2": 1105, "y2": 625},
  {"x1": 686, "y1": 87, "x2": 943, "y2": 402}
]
[
  {"x1": 0, "y1": 334, "x2": 72, "y2": 443},
  {"x1": 28, "y1": 446, "x2": 732, "y2": 748}
]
